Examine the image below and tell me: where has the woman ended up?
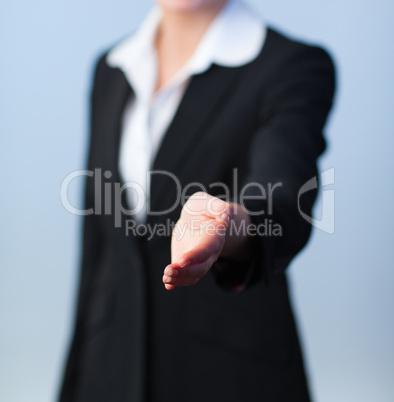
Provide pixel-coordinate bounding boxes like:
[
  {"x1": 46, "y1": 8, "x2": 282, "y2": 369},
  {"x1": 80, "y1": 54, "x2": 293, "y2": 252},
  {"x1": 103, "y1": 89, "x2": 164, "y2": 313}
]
[{"x1": 59, "y1": 0, "x2": 335, "y2": 400}]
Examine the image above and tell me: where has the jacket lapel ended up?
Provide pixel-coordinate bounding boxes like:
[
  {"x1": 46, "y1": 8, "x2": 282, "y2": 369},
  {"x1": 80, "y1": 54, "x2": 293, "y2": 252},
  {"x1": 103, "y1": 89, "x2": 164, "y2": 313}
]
[
  {"x1": 149, "y1": 64, "x2": 241, "y2": 217},
  {"x1": 99, "y1": 65, "x2": 143, "y2": 233},
  {"x1": 102, "y1": 66, "x2": 133, "y2": 182}
]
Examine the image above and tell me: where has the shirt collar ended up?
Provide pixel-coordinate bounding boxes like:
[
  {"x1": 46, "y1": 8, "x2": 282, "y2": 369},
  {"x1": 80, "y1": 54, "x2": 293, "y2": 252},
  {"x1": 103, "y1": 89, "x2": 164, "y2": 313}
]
[{"x1": 107, "y1": 0, "x2": 266, "y2": 100}]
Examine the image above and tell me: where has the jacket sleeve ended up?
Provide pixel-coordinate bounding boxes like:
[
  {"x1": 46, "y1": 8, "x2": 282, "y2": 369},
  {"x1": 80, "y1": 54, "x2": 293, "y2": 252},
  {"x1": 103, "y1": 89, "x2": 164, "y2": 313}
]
[
  {"x1": 58, "y1": 54, "x2": 107, "y2": 401},
  {"x1": 212, "y1": 44, "x2": 336, "y2": 290}
]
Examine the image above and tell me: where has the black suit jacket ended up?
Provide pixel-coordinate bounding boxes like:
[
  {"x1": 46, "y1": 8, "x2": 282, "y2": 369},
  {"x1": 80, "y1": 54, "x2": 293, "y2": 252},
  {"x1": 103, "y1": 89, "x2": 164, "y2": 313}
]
[{"x1": 59, "y1": 28, "x2": 335, "y2": 402}]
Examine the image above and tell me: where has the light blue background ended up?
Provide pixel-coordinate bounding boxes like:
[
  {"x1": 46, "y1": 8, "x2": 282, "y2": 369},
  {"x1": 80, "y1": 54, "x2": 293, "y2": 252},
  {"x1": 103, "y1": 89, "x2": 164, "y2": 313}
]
[{"x1": 1, "y1": 1, "x2": 393, "y2": 401}]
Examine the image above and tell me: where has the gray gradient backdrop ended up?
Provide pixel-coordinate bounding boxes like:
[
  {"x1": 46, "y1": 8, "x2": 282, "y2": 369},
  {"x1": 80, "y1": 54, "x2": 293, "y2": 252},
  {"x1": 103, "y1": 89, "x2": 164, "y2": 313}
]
[{"x1": 1, "y1": 0, "x2": 393, "y2": 401}]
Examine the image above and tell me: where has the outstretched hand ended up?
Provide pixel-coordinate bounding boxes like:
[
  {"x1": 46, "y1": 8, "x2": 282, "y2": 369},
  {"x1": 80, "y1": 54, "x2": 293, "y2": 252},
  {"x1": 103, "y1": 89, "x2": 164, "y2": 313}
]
[{"x1": 163, "y1": 192, "x2": 233, "y2": 290}]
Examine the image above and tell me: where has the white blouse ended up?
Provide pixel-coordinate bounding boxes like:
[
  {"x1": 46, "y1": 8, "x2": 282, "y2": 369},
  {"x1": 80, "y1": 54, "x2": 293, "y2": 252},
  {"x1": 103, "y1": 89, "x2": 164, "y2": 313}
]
[{"x1": 106, "y1": 0, "x2": 266, "y2": 222}]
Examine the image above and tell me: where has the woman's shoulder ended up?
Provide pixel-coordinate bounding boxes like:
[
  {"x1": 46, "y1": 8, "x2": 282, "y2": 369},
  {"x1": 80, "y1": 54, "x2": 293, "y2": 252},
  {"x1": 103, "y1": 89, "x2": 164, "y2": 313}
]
[
  {"x1": 231, "y1": 26, "x2": 336, "y2": 115},
  {"x1": 254, "y1": 27, "x2": 335, "y2": 74}
]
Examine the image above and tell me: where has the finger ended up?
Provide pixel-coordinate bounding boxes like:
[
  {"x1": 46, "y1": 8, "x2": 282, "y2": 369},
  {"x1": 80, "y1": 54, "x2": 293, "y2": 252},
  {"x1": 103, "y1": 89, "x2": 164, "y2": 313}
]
[
  {"x1": 164, "y1": 262, "x2": 183, "y2": 272},
  {"x1": 216, "y1": 212, "x2": 231, "y2": 229},
  {"x1": 162, "y1": 275, "x2": 200, "y2": 287},
  {"x1": 164, "y1": 261, "x2": 212, "y2": 279}
]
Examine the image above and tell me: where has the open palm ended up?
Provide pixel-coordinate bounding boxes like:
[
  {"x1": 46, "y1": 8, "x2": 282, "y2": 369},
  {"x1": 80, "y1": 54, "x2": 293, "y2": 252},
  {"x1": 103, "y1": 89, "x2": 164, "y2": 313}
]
[{"x1": 163, "y1": 192, "x2": 231, "y2": 290}]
